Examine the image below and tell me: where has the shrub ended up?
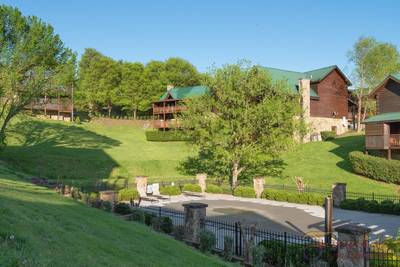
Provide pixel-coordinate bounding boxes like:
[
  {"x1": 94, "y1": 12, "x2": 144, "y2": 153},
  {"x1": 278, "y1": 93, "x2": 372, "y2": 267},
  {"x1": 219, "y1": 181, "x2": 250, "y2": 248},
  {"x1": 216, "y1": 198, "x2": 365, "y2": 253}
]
[
  {"x1": 101, "y1": 201, "x2": 113, "y2": 212},
  {"x1": 365, "y1": 200, "x2": 379, "y2": 213},
  {"x1": 75, "y1": 116, "x2": 81, "y2": 124},
  {"x1": 393, "y1": 203, "x2": 400, "y2": 215},
  {"x1": 339, "y1": 199, "x2": 358, "y2": 210},
  {"x1": 173, "y1": 225, "x2": 185, "y2": 241},
  {"x1": 151, "y1": 217, "x2": 162, "y2": 232},
  {"x1": 262, "y1": 189, "x2": 325, "y2": 206},
  {"x1": 349, "y1": 151, "x2": 400, "y2": 184},
  {"x1": 131, "y1": 209, "x2": 145, "y2": 223},
  {"x1": 321, "y1": 131, "x2": 336, "y2": 141},
  {"x1": 144, "y1": 212, "x2": 156, "y2": 226},
  {"x1": 205, "y1": 184, "x2": 223, "y2": 194},
  {"x1": 251, "y1": 244, "x2": 266, "y2": 267},
  {"x1": 199, "y1": 229, "x2": 216, "y2": 253},
  {"x1": 222, "y1": 236, "x2": 234, "y2": 261},
  {"x1": 159, "y1": 186, "x2": 181, "y2": 196},
  {"x1": 233, "y1": 186, "x2": 255, "y2": 198},
  {"x1": 145, "y1": 131, "x2": 191, "y2": 142},
  {"x1": 118, "y1": 188, "x2": 139, "y2": 201},
  {"x1": 380, "y1": 200, "x2": 395, "y2": 214},
  {"x1": 221, "y1": 185, "x2": 233, "y2": 195},
  {"x1": 113, "y1": 203, "x2": 131, "y2": 215},
  {"x1": 182, "y1": 184, "x2": 202, "y2": 193},
  {"x1": 160, "y1": 217, "x2": 173, "y2": 234}
]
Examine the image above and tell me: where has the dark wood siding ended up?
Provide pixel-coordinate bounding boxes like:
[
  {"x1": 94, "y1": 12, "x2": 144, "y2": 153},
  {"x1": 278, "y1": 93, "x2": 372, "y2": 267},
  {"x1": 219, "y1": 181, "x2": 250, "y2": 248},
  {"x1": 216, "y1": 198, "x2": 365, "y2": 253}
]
[
  {"x1": 377, "y1": 79, "x2": 400, "y2": 114},
  {"x1": 310, "y1": 69, "x2": 349, "y2": 118}
]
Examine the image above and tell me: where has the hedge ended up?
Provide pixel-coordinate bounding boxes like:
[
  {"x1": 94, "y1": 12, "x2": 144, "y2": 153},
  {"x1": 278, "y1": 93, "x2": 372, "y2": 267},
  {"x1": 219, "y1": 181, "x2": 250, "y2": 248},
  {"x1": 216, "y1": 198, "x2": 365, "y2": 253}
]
[
  {"x1": 182, "y1": 184, "x2": 202, "y2": 193},
  {"x1": 321, "y1": 131, "x2": 336, "y2": 141},
  {"x1": 349, "y1": 151, "x2": 400, "y2": 184},
  {"x1": 262, "y1": 189, "x2": 325, "y2": 206},
  {"x1": 233, "y1": 186, "x2": 255, "y2": 198},
  {"x1": 145, "y1": 130, "x2": 191, "y2": 142},
  {"x1": 205, "y1": 184, "x2": 223, "y2": 194},
  {"x1": 118, "y1": 188, "x2": 139, "y2": 201},
  {"x1": 340, "y1": 198, "x2": 400, "y2": 215},
  {"x1": 159, "y1": 186, "x2": 181, "y2": 196}
]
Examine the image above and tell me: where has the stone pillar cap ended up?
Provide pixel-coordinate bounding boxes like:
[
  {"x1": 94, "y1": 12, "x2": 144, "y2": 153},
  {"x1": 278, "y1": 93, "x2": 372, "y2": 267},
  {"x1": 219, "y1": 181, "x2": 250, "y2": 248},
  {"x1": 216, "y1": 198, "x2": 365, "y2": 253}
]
[
  {"x1": 182, "y1": 202, "x2": 208, "y2": 209},
  {"x1": 333, "y1": 182, "x2": 347, "y2": 186},
  {"x1": 335, "y1": 223, "x2": 371, "y2": 235},
  {"x1": 253, "y1": 176, "x2": 264, "y2": 179}
]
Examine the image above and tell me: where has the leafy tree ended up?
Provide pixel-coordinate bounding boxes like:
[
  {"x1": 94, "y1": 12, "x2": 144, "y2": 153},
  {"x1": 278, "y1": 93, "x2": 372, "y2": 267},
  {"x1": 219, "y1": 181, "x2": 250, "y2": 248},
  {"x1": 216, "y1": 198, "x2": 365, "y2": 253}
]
[
  {"x1": 181, "y1": 62, "x2": 304, "y2": 189},
  {"x1": 142, "y1": 60, "x2": 168, "y2": 107},
  {"x1": 0, "y1": 5, "x2": 71, "y2": 144},
  {"x1": 348, "y1": 37, "x2": 400, "y2": 132},
  {"x1": 117, "y1": 61, "x2": 144, "y2": 119},
  {"x1": 77, "y1": 48, "x2": 120, "y2": 117},
  {"x1": 164, "y1": 57, "x2": 201, "y2": 87}
]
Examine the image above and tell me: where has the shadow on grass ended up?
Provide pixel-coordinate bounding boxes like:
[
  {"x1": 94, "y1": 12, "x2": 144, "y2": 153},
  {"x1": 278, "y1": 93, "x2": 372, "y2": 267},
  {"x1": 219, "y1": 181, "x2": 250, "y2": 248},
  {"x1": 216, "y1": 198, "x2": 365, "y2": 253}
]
[
  {"x1": 0, "y1": 120, "x2": 121, "y2": 183},
  {"x1": 329, "y1": 135, "x2": 364, "y2": 173}
]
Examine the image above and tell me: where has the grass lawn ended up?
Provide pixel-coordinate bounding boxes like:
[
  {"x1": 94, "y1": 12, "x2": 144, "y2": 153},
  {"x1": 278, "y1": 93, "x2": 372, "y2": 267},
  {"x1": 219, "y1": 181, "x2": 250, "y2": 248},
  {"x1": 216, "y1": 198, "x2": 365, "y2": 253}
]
[
  {"x1": 1, "y1": 117, "x2": 195, "y2": 185},
  {"x1": 0, "y1": 164, "x2": 230, "y2": 267},
  {"x1": 1, "y1": 117, "x2": 399, "y2": 195},
  {"x1": 269, "y1": 133, "x2": 399, "y2": 194}
]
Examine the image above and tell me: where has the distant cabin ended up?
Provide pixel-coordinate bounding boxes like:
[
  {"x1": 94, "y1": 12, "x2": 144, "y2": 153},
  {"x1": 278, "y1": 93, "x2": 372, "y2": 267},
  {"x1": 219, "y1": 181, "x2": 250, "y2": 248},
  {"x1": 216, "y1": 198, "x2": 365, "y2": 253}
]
[
  {"x1": 152, "y1": 65, "x2": 353, "y2": 141},
  {"x1": 152, "y1": 85, "x2": 209, "y2": 129},
  {"x1": 264, "y1": 65, "x2": 353, "y2": 139},
  {"x1": 364, "y1": 74, "x2": 400, "y2": 159}
]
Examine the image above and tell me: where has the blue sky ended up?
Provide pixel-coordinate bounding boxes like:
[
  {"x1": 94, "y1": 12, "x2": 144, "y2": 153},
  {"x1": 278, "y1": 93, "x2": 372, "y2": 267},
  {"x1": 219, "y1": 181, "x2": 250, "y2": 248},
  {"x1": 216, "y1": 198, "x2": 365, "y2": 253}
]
[{"x1": 3, "y1": 0, "x2": 399, "y2": 75}]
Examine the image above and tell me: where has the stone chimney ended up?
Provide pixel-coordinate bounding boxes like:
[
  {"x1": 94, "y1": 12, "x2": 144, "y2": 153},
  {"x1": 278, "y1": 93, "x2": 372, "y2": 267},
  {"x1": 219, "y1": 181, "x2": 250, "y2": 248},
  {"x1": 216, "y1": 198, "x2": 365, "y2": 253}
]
[
  {"x1": 299, "y1": 79, "x2": 311, "y2": 119},
  {"x1": 167, "y1": 85, "x2": 174, "y2": 91}
]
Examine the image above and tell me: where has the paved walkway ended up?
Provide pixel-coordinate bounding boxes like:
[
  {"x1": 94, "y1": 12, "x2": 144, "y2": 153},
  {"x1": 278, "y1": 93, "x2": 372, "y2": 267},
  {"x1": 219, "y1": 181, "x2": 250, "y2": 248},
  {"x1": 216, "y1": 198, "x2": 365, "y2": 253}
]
[{"x1": 141, "y1": 193, "x2": 400, "y2": 240}]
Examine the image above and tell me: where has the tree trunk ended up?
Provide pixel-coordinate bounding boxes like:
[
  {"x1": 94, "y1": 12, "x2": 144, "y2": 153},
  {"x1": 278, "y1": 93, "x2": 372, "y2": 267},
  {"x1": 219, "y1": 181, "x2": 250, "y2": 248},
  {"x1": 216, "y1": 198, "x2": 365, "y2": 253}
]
[
  {"x1": 108, "y1": 103, "x2": 112, "y2": 118},
  {"x1": 133, "y1": 108, "x2": 137, "y2": 120},
  {"x1": 231, "y1": 160, "x2": 244, "y2": 191},
  {"x1": 356, "y1": 96, "x2": 362, "y2": 133}
]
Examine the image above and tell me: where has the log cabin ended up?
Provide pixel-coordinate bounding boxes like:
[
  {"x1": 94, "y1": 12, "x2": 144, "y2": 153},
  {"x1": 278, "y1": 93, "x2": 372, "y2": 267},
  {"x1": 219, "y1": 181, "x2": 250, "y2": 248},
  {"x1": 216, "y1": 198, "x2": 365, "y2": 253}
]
[
  {"x1": 364, "y1": 74, "x2": 400, "y2": 159},
  {"x1": 152, "y1": 65, "x2": 353, "y2": 141},
  {"x1": 152, "y1": 85, "x2": 209, "y2": 129},
  {"x1": 264, "y1": 65, "x2": 352, "y2": 140}
]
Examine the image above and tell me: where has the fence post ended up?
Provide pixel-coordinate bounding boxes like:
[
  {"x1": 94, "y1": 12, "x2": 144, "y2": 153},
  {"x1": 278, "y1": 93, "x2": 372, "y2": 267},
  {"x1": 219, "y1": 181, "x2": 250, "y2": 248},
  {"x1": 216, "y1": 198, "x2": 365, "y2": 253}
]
[
  {"x1": 182, "y1": 203, "x2": 208, "y2": 244},
  {"x1": 196, "y1": 173, "x2": 207, "y2": 193},
  {"x1": 253, "y1": 176, "x2": 265, "y2": 198},
  {"x1": 234, "y1": 222, "x2": 239, "y2": 256},
  {"x1": 332, "y1": 183, "x2": 347, "y2": 207},
  {"x1": 158, "y1": 206, "x2": 161, "y2": 218},
  {"x1": 336, "y1": 224, "x2": 371, "y2": 267}
]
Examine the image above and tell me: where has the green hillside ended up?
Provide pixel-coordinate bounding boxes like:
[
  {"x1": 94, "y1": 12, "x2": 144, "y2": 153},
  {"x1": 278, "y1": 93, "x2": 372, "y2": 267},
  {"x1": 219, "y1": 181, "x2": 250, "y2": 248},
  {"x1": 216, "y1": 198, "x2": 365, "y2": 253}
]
[
  {"x1": 1, "y1": 117, "x2": 398, "y2": 195},
  {"x1": 0, "y1": 164, "x2": 229, "y2": 267}
]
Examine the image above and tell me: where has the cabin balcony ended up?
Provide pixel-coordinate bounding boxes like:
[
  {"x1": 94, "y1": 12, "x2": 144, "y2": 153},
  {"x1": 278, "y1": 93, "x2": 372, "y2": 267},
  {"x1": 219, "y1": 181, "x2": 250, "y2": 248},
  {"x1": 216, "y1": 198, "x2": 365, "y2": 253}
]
[
  {"x1": 152, "y1": 119, "x2": 181, "y2": 129},
  {"x1": 152, "y1": 105, "x2": 187, "y2": 115},
  {"x1": 389, "y1": 134, "x2": 400, "y2": 148},
  {"x1": 27, "y1": 102, "x2": 73, "y2": 113}
]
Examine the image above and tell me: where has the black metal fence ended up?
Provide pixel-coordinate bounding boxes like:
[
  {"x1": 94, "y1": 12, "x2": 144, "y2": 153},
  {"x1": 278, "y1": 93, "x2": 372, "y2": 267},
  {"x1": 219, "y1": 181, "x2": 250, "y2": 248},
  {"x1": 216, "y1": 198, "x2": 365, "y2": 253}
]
[
  {"x1": 368, "y1": 245, "x2": 400, "y2": 267},
  {"x1": 346, "y1": 191, "x2": 400, "y2": 203},
  {"x1": 135, "y1": 206, "x2": 337, "y2": 266}
]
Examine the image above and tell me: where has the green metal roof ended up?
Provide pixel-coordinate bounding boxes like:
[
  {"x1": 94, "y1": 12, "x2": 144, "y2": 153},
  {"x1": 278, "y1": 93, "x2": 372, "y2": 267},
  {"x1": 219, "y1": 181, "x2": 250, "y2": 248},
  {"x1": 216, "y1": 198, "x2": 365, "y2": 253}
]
[
  {"x1": 363, "y1": 112, "x2": 400, "y2": 124},
  {"x1": 263, "y1": 65, "x2": 350, "y2": 98},
  {"x1": 391, "y1": 73, "x2": 400, "y2": 81},
  {"x1": 159, "y1": 85, "x2": 209, "y2": 100}
]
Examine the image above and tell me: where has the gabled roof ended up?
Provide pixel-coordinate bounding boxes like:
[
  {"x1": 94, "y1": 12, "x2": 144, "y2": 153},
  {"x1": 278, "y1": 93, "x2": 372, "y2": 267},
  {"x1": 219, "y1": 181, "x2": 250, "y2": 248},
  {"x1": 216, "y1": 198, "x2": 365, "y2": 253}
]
[
  {"x1": 363, "y1": 112, "x2": 400, "y2": 124},
  {"x1": 263, "y1": 65, "x2": 351, "y2": 98},
  {"x1": 369, "y1": 73, "x2": 400, "y2": 98},
  {"x1": 159, "y1": 85, "x2": 209, "y2": 101}
]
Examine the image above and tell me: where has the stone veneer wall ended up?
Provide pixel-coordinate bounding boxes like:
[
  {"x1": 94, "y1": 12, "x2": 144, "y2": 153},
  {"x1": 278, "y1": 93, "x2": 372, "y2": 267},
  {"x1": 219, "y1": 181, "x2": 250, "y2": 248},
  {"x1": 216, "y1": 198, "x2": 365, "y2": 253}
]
[{"x1": 308, "y1": 116, "x2": 348, "y2": 136}]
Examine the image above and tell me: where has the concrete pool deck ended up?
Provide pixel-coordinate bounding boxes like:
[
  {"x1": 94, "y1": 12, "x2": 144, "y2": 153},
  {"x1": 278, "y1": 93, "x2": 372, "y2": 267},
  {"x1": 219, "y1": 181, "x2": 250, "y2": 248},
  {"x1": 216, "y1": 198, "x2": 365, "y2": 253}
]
[{"x1": 141, "y1": 193, "x2": 400, "y2": 240}]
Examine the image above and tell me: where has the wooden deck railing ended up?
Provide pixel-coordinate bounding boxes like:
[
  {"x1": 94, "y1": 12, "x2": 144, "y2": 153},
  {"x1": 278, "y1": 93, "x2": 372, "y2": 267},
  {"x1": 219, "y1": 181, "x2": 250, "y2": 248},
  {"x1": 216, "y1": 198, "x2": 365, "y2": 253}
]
[
  {"x1": 390, "y1": 134, "x2": 400, "y2": 148},
  {"x1": 153, "y1": 106, "x2": 186, "y2": 115}
]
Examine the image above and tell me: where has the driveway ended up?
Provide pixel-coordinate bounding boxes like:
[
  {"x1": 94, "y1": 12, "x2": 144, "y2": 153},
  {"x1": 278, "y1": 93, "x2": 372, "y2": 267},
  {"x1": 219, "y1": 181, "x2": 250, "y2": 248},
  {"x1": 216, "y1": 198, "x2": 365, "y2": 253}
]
[{"x1": 143, "y1": 193, "x2": 400, "y2": 240}]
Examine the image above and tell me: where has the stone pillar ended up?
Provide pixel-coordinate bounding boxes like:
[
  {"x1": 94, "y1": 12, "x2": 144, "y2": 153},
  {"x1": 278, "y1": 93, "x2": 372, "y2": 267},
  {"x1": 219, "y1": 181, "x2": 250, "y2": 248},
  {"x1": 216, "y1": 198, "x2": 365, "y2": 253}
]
[
  {"x1": 253, "y1": 177, "x2": 265, "y2": 198},
  {"x1": 336, "y1": 224, "x2": 371, "y2": 267},
  {"x1": 196, "y1": 173, "x2": 207, "y2": 193},
  {"x1": 99, "y1": 190, "x2": 117, "y2": 203},
  {"x1": 183, "y1": 203, "x2": 208, "y2": 243},
  {"x1": 332, "y1": 183, "x2": 347, "y2": 207},
  {"x1": 135, "y1": 176, "x2": 148, "y2": 197},
  {"x1": 299, "y1": 78, "x2": 311, "y2": 142}
]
